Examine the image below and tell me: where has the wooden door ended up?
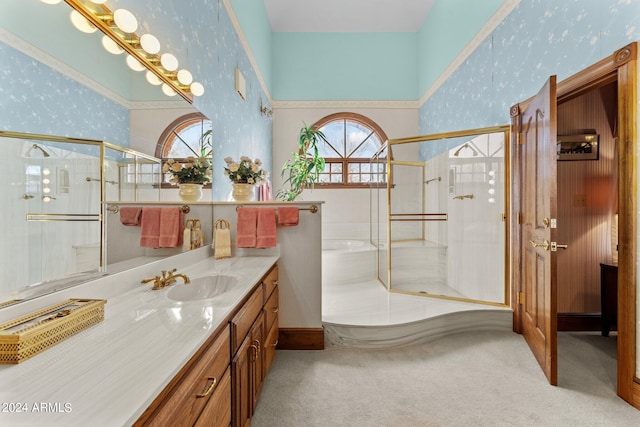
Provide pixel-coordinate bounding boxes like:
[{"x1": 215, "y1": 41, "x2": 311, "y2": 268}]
[{"x1": 517, "y1": 76, "x2": 558, "y2": 385}]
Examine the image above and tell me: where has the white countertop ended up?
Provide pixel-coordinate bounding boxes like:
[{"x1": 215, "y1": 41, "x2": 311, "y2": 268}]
[{"x1": 0, "y1": 254, "x2": 278, "y2": 427}]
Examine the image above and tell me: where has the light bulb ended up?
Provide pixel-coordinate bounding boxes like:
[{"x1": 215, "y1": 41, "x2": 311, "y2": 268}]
[
  {"x1": 488, "y1": 197, "x2": 495, "y2": 204},
  {"x1": 160, "y1": 53, "x2": 179, "y2": 71},
  {"x1": 43, "y1": 169, "x2": 51, "y2": 176},
  {"x1": 42, "y1": 178, "x2": 50, "y2": 185},
  {"x1": 162, "y1": 84, "x2": 177, "y2": 97},
  {"x1": 89, "y1": 0, "x2": 108, "y2": 4},
  {"x1": 43, "y1": 187, "x2": 51, "y2": 194},
  {"x1": 488, "y1": 179, "x2": 495, "y2": 185},
  {"x1": 70, "y1": 10, "x2": 97, "y2": 34},
  {"x1": 488, "y1": 188, "x2": 496, "y2": 195},
  {"x1": 177, "y1": 69, "x2": 193, "y2": 85},
  {"x1": 488, "y1": 170, "x2": 495, "y2": 176},
  {"x1": 145, "y1": 71, "x2": 162, "y2": 86},
  {"x1": 140, "y1": 34, "x2": 160, "y2": 54},
  {"x1": 126, "y1": 55, "x2": 145, "y2": 71},
  {"x1": 113, "y1": 9, "x2": 138, "y2": 33},
  {"x1": 40, "y1": 0, "x2": 62, "y2": 4},
  {"x1": 190, "y1": 82, "x2": 205, "y2": 96},
  {"x1": 101, "y1": 35, "x2": 123, "y2": 55},
  {"x1": 42, "y1": 196, "x2": 51, "y2": 202}
]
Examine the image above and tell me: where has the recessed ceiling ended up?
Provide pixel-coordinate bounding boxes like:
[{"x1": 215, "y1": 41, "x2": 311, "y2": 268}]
[{"x1": 264, "y1": 0, "x2": 436, "y2": 32}]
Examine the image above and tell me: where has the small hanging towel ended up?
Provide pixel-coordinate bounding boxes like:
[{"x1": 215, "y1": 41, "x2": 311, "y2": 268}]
[{"x1": 214, "y1": 219, "x2": 232, "y2": 259}]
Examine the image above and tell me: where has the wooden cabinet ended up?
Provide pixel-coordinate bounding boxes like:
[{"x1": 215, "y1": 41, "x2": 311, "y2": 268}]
[
  {"x1": 135, "y1": 262, "x2": 278, "y2": 427},
  {"x1": 135, "y1": 325, "x2": 231, "y2": 427}
]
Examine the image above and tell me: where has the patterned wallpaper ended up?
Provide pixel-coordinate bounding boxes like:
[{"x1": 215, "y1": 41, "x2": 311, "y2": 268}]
[
  {"x1": 0, "y1": 42, "x2": 129, "y2": 145},
  {"x1": 419, "y1": 0, "x2": 640, "y2": 160},
  {"x1": 1, "y1": 0, "x2": 272, "y2": 201}
]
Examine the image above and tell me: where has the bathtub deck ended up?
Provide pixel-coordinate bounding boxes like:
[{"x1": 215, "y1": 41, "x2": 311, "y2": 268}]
[{"x1": 321, "y1": 240, "x2": 512, "y2": 348}]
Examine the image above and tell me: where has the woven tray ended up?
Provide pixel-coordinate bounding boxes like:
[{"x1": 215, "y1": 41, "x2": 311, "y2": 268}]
[{"x1": 0, "y1": 298, "x2": 106, "y2": 364}]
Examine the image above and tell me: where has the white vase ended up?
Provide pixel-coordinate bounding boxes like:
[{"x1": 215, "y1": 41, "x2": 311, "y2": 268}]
[
  {"x1": 178, "y1": 183, "x2": 203, "y2": 202},
  {"x1": 232, "y1": 183, "x2": 255, "y2": 202}
]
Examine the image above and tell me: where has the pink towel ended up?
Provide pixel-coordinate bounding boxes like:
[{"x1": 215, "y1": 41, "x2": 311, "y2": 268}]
[
  {"x1": 119, "y1": 207, "x2": 142, "y2": 226},
  {"x1": 159, "y1": 208, "x2": 184, "y2": 248},
  {"x1": 256, "y1": 208, "x2": 277, "y2": 248},
  {"x1": 277, "y1": 206, "x2": 299, "y2": 226},
  {"x1": 236, "y1": 207, "x2": 257, "y2": 248},
  {"x1": 258, "y1": 180, "x2": 272, "y2": 201},
  {"x1": 140, "y1": 207, "x2": 161, "y2": 248}
]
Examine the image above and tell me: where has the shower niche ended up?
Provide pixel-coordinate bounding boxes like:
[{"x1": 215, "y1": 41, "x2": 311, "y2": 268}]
[
  {"x1": 0, "y1": 131, "x2": 161, "y2": 306},
  {"x1": 371, "y1": 126, "x2": 510, "y2": 307}
]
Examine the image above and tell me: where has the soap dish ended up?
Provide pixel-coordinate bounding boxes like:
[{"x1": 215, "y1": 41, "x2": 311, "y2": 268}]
[{"x1": 0, "y1": 298, "x2": 107, "y2": 364}]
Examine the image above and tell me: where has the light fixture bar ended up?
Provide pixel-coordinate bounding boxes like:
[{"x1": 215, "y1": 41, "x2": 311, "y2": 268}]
[{"x1": 64, "y1": 0, "x2": 195, "y2": 103}]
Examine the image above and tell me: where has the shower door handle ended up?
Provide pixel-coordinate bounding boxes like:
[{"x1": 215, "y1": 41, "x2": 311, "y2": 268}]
[
  {"x1": 529, "y1": 240, "x2": 550, "y2": 251},
  {"x1": 551, "y1": 242, "x2": 568, "y2": 251}
]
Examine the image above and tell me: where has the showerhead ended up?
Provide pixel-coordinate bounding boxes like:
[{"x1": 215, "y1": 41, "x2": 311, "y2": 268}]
[
  {"x1": 28, "y1": 144, "x2": 51, "y2": 158},
  {"x1": 452, "y1": 144, "x2": 478, "y2": 157}
]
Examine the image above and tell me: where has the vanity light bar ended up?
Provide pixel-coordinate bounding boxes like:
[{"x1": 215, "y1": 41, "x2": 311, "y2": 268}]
[{"x1": 62, "y1": 0, "x2": 202, "y2": 103}]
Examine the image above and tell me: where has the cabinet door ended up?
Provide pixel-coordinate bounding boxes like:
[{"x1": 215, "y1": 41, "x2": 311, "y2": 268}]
[
  {"x1": 195, "y1": 368, "x2": 231, "y2": 427},
  {"x1": 251, "y1": 312, "x2": 266, "y2": 409},
  {"x1": 232, "y1": 335, "x2": 253, "y2": 427}
]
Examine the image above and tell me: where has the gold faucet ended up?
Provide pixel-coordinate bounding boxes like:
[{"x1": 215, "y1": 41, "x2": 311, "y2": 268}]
[{"x1": 141, "y1": 268, "x2": 190, "y2": 290}]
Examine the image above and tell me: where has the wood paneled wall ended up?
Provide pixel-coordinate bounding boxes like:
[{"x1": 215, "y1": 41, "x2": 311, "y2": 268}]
[{"x1": 557, "y1": 87, "x2": 617, "y2": 313}]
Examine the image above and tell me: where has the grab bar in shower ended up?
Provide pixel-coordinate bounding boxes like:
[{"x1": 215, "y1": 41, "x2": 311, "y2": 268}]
[
  {"x1": 389, "y1": 213, "x2": 448, "y2": 222},
  {"x1": 86, "y1": 177, "x2": 118, "y2": 185},
  {"x1": 424, "y1": 177, "x2": 441, "y2": 184}
]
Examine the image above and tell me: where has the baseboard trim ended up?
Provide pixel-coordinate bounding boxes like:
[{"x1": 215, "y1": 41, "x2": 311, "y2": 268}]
[
  {"x1": 277, "y1": 328, "x2": 324, "y2": 350},
  {"x1": 557, "y1": 313, "x2": 602, "y2": 331}
]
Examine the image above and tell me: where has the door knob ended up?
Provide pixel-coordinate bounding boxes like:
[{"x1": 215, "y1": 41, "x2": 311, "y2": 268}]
[{"x1": 529, "y1": 240, "x2": 550, "y2": 251}]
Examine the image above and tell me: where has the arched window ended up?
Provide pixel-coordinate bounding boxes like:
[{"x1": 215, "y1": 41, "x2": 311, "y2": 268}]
[
  {"x1": 156, "y1": 112, "x2": 212, "y2": 187},
  {"x1": 313, "y1": 112, "x2": 389, "y2": 188}
]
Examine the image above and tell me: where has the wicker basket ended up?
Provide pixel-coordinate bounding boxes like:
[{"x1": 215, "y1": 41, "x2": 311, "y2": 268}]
[{"x1": 0, "y1": 298, "x2": 106, "y2": 364}]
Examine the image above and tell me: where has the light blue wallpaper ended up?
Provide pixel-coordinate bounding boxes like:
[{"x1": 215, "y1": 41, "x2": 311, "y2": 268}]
[
  {"x1": 0, "y1": 42, "x2": 129, "y2": 145},
  {"x1": 419, "y1": 0, "x2": 640, "y2": 160},
  {"x1": 111, "y1": 0, "x2": 272, "y2": 200}
]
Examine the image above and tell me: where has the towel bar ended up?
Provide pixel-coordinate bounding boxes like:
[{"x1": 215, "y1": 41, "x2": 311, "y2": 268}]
[
  {"x1": 236, "y1": 204, "x2": 318, "y2": 214},
  {"x1": 106, "y1": 205, "x2": 191, "y2": 214}
]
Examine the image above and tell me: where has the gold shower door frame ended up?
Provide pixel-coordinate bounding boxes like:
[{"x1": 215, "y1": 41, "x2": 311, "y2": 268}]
[{"x1": 379, "y1": 125, "x2": 511, "y2": 307}]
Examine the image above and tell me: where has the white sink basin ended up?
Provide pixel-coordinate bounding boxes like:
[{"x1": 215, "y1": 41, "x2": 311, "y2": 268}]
[{"x1": 166, "y1": 275, "x2": 238, "y2": 303}]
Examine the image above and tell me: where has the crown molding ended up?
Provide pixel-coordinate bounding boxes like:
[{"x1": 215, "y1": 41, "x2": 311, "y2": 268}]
[
  {"x1": 272, "y1": 99, "x2": 418, "y2": 110},
  {"x1": 222, "y1": 0, "x2": 272, "y2": 104},
  {"x1": 418, "y1": 0, "x2": 521, "y2": 107}
]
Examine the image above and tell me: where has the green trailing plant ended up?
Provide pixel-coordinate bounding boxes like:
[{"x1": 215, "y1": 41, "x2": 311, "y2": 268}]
[{"x1": 277, "y1": 123, "x2": 326, "y2": 201}]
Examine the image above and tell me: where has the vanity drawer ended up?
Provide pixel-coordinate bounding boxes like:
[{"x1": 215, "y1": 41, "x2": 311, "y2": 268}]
[
  {"x1": 231, "y1": 286, "x2": 264, "y2": 354},
  {"x1": 262, "y1": 265, "x2": 278, "y2": 301},
  {"x1": 195, "y1": 367, "x2": 231, "y2": 427},
  {"x1": 144, "y1": 325, "x2": 230, "y2": 426},
  {"x1": 264, "y1": 286, "x2": 279, "y2": 331}
]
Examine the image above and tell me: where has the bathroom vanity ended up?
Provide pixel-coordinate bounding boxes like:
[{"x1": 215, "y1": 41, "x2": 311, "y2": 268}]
[{"x1": 0, "y1": 249, "x2": 279, "y2": 426}]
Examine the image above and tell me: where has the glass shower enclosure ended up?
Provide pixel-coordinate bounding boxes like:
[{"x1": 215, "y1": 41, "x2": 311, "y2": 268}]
[
  {"x1": 0, "y1": 130, "x2": 161, "y2": 304},
  {"x1": 371, "y1": 126, "x2": 510, "y2": 306}
]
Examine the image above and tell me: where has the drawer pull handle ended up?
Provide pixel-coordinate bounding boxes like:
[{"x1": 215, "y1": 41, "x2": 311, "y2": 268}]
[
  {"x1": 250, "y1": 344, "x2": 258, "y2": 361},
  {"x1": 270, "y1": 307, "x2": 279, "y2": 313},
  {"x1": 196, "y1": 377, "x2": 218, "y2": 398},
  {"x1": 271, "y1": 340, "x2": 279, "y2": 348},
  {"x1": 254, "y1": 339, "x2": 261, "y2": 355}
]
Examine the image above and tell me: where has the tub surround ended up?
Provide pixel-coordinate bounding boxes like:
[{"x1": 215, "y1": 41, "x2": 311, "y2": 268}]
[{"x1": 0, "y1": 246, "x2": 278, "y2": 426}]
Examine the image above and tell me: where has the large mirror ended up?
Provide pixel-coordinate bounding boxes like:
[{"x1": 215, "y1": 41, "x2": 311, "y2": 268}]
[{"x1": 0, "y1": 1, "x2": 207, "y2": 307}]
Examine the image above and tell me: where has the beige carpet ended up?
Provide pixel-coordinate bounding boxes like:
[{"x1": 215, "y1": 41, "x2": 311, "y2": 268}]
[{"x1": 252, "y1": 331, "x2": 640, "y2": 426}]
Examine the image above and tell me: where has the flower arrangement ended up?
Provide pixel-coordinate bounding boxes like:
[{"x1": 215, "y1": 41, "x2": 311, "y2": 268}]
[
  {"x1": 163, "y1": 157, "x2": 212, "y2": 185},
  {"x1": 224, "y1": 156, "x2": 268, "y2": 185}
]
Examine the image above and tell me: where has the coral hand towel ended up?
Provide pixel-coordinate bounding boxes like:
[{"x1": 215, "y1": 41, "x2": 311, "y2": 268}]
[
  {"x1": 159, "y1": 208, "x2": 184, "y2": 248},
  {"x1": 277, "y1": 206, "x2": 299, "y2": 226},
  {"x1": 119, "y1": 207, "x2": 142, "y2": 226},
  {"x1": 236, "y1": 207, "x2": 257, "y2": 248},
  {"x1": 140, "y1": 207, "x2": 161, "y2": 248},
  {"x1": 256, "y1": 208, "x2": 277, "y2": 248}
]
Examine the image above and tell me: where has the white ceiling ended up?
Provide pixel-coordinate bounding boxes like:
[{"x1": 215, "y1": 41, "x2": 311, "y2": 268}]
[{"x1": 263, "y1": 0, "x2": 436, "y2": 32}]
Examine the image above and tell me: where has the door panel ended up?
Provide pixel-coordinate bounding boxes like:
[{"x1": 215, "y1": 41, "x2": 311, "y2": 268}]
[{"x1": 518, "y1": 76, "x2": 558, "y2": 385}]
